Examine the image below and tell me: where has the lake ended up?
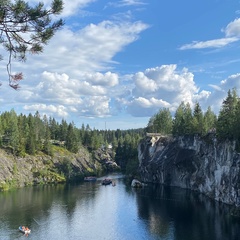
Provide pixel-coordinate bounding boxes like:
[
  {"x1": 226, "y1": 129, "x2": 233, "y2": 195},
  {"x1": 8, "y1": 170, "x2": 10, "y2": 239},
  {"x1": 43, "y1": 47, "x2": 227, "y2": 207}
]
[{"x1": 0, "y1": 173, "x2": 239, "y2": 240}]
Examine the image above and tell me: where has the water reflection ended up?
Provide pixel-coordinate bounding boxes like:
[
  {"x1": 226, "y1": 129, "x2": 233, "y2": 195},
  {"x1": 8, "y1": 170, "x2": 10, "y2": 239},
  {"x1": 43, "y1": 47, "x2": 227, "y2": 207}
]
[
  {"x1": 0, "y1": 175, "x2": 240, "y2": 240},
  {"x1": 134, "y1": 184, "x2": 240, "y2": 240}
]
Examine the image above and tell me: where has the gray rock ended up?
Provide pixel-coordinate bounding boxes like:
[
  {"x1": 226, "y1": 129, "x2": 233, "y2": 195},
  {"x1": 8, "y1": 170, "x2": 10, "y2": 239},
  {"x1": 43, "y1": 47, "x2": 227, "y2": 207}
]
[
  {"x1": 138, "y1": 134, "x2": 240, "y2": 206},
  {"x1": 131, "y1": 179, "x2": 143, "y2": 188}
]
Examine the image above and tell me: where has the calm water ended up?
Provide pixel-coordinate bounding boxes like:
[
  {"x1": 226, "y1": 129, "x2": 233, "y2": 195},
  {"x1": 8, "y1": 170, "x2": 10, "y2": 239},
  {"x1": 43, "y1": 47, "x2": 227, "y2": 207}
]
[{"x1": 0, "y1": 174, "x2": 239, "y2": 240}]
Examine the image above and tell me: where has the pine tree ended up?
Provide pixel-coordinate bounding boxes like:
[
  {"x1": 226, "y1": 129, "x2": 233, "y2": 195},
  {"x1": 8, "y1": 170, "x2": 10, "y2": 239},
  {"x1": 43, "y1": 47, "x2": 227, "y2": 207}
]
[
  {"x1": 0, "y1": 0, "x2": 64, "y2": 88},
  {"x1": 65, "y1": 123, "x2": 78, "y2": 153},
  {"x1": 172, "y1": 102, "x2": 186, "y2": 135},
  {"x1": 217, "y1": 89, "x2": 238, "y2": 140},
  {"x1": 8, "y1": 109, "x2": 20, "y2": 154},
  {"x1": 43, "y1": 115, "x2": 52, "y2": 155},
  {"x1": 203, "y1": 106, "x2": 217, "y2": 135},
  {"x1": 192, "y1": 102, "x2": 204, "y2": 135},
  {"x1": 26, "y1": 114, "x2": 36, "y2": 154}
]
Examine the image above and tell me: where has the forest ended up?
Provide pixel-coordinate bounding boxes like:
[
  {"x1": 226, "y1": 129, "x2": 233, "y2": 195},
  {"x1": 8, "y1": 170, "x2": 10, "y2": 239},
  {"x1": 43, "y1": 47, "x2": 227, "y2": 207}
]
[
  {"x1": 0, "y1": 88, "x2": 239, "y2": 175},
  {"x1": 0, "y1": 109, "x2": 144, "y2": 174},
  {"x1": 147, "y1": 88, "x2": 240, "y2": 147}
]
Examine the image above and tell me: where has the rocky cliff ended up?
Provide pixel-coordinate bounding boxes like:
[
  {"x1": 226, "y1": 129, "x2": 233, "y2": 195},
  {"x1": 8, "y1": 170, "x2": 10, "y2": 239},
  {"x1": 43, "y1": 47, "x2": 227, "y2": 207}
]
[
  {"x1": 0, "y1": 146, "x2": 96, "y2": 190},
  {"x1": 138, "y1": 134, "x2": 240, "y2": 207},
  {"x1": 0, "y1": 146, "x2": 119, "y2": 191}
]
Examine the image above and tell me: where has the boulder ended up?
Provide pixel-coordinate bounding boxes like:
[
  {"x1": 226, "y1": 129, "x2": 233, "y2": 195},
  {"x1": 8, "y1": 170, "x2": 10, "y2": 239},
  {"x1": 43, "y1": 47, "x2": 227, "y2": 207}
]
[{"x1": 131, "y1": 179, "x2": 143, "y2": 188}]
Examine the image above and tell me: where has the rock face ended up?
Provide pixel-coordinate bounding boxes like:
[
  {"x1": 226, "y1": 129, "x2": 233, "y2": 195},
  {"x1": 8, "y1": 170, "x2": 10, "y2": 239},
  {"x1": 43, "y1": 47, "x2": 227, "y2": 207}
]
[
  {"x1": 138, "y1": 134, "x2": 240, "y2": 206},
  {"x1": 93, "y1": 148, "x2": 120, "y2": 172},
  {"x1": 0, "y1": 147, "x2": 99, "y2": 190}
]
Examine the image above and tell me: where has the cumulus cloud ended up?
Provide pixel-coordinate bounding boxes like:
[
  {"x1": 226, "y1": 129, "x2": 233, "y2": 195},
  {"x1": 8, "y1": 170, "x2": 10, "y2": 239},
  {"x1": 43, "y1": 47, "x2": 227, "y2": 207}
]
[
  {"x1": 11, "y1": 69, "x2": 123, "y2": 120},
  {"x1": 202, "y1": 74, "x2": 240, "y2": 113},
  {"x1": 125, "y1": 65, "x2": 206, "y2": 117},
  {"x1": 81, "y1": 72, "x2": 119, "y2": 87},
  {"x1": 127, "y1": 97, "x2": 170, "y2": 117},
  {"x1": 224, "y1": 18, "x2": 240, "y2": 37},
  {"x1": 79, "y1": 96, "x2": 111, "y2": 117},
  {"x1": 24, "y1": 104, "x2": 68, "y2": 118},
  {"x1": 126, "y1": 64, "x2": 240, "y2": 117},
  {"x1": 179, "y1": 18, "x2": 240, "y2": 50}
]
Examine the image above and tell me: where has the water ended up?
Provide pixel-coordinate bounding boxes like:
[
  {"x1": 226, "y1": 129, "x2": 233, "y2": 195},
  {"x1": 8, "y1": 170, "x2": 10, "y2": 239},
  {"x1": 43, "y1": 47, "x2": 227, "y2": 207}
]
[{"x1": 0, "y1": 174, "x2": 239, "y2": 240}]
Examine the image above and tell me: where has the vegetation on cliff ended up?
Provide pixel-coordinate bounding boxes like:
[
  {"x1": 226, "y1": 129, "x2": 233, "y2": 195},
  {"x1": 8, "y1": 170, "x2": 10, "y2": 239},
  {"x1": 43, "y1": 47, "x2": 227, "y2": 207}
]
[
  {"x1": 0, "y1": 110, "x2": 144, "y2": 190},
  {"x1": 146, "y1": 88, "x2": 240, "y2": 150}
]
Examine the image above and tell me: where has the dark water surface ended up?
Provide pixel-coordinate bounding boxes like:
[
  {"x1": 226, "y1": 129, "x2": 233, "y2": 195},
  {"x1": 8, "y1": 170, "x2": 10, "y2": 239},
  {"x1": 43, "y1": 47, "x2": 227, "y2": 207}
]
[{"x1": 0, "y1": 174, "x2": 239, "y2": 240}]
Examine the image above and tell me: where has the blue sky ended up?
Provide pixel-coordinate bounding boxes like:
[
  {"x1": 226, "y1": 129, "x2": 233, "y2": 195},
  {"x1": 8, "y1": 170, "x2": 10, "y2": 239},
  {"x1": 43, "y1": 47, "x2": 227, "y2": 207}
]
[{"x1": 1, "y1": 0, "x2": 240, "y2": 130}]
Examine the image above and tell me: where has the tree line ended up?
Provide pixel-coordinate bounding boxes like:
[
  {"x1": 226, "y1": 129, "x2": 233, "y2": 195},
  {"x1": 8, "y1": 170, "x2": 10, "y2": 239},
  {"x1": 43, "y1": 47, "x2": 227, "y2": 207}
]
[
  {"x1": 146, "y1": 88, "x2": 240, "y2": 146},
  {"x1": 0, "y1": 109, "x2": 144, "y2": 172},
  {"x1": 1, "y1": 88, "x2": 239, "y2": 173}
]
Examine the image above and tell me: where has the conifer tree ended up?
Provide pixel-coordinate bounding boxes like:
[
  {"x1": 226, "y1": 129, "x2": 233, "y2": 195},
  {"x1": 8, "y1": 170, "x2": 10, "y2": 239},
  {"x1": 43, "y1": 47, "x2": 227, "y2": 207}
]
[
  {"x1": 217, "y1": 89, "x2": 238, "y2": 140},
  {"x1": 203, "y1": 106, "x2": 217, "y2": 135},
  {"x1": 8, "y1": 109, "x2": 20, "y2": 154},
  {"x1": 192, "y1": 102, "x2": 204, "y2": 135},
  {"x1": 0, "y1": 0, "x2": 64, "y2": 88},
  {"x1": 65, "y1": 123, "x2": 78, "y2": 153},
  {"x1": 172, "y1": 102, "x2": 186, "y2": 135}
]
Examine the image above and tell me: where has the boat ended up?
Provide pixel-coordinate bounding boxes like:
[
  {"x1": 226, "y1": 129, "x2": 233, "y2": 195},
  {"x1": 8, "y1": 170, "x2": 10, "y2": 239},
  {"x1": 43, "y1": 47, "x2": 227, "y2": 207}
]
[
  {"x1": 102, "y1": 178, "x2": 112, "y2": 185},
  {"x1": 19, "y1": 226, "x2": 31, "y2": 234},
  {"x1": 84, "y1": 176, "x2": 97, "y2": 181}
]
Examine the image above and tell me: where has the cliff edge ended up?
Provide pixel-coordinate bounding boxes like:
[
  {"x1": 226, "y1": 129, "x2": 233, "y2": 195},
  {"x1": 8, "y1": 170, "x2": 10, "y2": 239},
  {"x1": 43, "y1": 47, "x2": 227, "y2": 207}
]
[{"x1": 138, "y1": 134, "x2": 240, "y2": 207}]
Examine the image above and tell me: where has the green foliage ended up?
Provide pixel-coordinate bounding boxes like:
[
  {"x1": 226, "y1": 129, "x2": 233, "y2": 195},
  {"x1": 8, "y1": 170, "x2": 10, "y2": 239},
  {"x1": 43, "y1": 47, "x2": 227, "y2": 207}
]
[
  {"x1": 147, "y1": 108, "x2": 172, "y2": 134},
  {"x1": 172, "y1": 102, "x2": 193, "y2": 135},
  {"x1": 0, "y1": 0, "x2": 64, "y2": 88},
  {"x1": 0, "y1": 178, "x2": 18, "y2": 191},
  {"x1": 61, "y1": 157, "x2": 72, "y2": 179},
  {"x1": 146, "y1": 88, "x2": 240, "y2": 150},
  {"x1": 65, "y1": 123, "x2": 79, "y2": 153},
  {"x1": 216, "y1": 88, "x2": 238, "y2": 140},
  {"x1": 115, "y1": 133, "x2": 141, "y2": 172},
  {"x1": 192, "y1": 102, "x2": 204, "y2": 135},
  {"x1": 36, "y1": 169, "x2": 66, "y2": 184}
]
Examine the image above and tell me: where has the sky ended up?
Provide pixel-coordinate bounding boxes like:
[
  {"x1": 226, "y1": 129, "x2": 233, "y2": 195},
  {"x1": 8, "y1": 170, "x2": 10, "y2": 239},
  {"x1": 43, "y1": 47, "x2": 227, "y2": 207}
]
[{"x1": 1, "y1": 0, "x2": 240, "y2": 130}]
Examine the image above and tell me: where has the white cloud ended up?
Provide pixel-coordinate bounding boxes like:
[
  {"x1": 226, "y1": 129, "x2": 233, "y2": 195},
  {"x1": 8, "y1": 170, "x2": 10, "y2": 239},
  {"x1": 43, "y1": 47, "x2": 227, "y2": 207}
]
[
  {"x1": 220, "y1": 73, "x2": 240, "y2": 89},
  {"x1": 208, "y1": 84, "x2": 223, "y2": 91},
  {"x1": 81, "y1": 72, "x2": 119, "y2": 87},
  {"x1": 79, "y1": 81, "x2": 106, "y2": 96},
  {"x1": 133, "y1": 65, "x2": 197, "y2": 99},
  {"x1": 125, "y1": 65, "x2": 204, "y2": 116},
  {"x1": 224, "y1": 18, "x2": 240, "y2": 37},
  {"x1": 179, "y1": 18, "x2": 240, "y2": 50},
  {"x1": 126, "y1": 65, "x2": 240, "y2": 117},
  {"x1": 201, "y1": 74, "x2": 240, "y2": 113},
  {"x1": 79, "y1": 96, "x2": 111, "y2": 117},
  {"x1": 0, "y1": 8, "x2": 148, "y2": 123},
  {"x1": 25, "y1": 20, "x2": 148, "y2": 76},
  {"x1": 110, "y1": 0, "x2": 147, "y2": 7},
  {"x1": 134, "y1": 72, "x2": 158, "y2": 92},
  {"x1": 24, "y1": 104, "x2": 68, "y2": 118},
  {"x1": 179, "y1": 38, "x2": 238, "y2": 50}
]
